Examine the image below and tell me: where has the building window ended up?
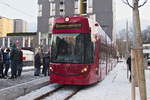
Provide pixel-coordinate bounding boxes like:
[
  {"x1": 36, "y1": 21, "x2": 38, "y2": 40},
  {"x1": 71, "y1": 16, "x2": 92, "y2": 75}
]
[
  {"x1": 74, "y1": 0, "x2": 79, "y2": 14},
  {"x1": 60, "y1": 1, "x2": 64, "y2": 5},
  {"x1": 59, "y1": 3, "x2": 64, "y2": 9},
  {"x1": 38, "y1": 4, "x2": 42, "y2": 17},
  {"x1": 59, "y1": 0, "x2": 65, "y2": 16},
  {"x1": 50, "y1": 3, "x2": 56, "y2": 16},
  {"x1": 87, "y1": 0, "x2": 93, "y2": 13}
]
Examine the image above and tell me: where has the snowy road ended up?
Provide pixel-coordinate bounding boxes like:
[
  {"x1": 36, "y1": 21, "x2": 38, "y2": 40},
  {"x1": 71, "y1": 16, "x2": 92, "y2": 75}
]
[{"x1": 17, "y1": 60, "x2": 150, "y2": 100}]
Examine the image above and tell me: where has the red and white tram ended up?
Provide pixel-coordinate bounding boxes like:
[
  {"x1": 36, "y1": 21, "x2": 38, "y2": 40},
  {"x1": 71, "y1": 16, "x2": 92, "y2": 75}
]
[{"x1": 49, "y1": 16, "x2": 117, "y2": 85}]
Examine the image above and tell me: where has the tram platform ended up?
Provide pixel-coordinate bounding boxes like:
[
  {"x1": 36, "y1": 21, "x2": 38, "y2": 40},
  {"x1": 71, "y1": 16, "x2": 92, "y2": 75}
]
[{"x1": 0, "y1": 67, "x2": 49, "y2": 100}]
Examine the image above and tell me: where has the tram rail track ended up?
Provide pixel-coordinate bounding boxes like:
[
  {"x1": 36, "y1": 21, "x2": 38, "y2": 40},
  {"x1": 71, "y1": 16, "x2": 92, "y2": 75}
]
[
  {"x1": 33, "y1": 85, "x2": 83, "y2": 100},
  {"x1": 64, "y1": 87, "x2": 83, "y2": 100},
  {"x1": 34, "y1": 85, "x2": 64, "y2": 100}
]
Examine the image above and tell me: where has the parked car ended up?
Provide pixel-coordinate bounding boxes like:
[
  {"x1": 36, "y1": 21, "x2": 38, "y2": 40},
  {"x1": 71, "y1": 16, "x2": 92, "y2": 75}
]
[{"x1": 22, "y1": 49, "x2": 34, "y2": 66}]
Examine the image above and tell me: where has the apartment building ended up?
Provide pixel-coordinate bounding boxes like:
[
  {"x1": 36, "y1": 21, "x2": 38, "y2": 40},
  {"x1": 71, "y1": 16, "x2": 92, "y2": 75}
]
[
  {"x1": 37, "y1": 0, "x2": 115, "y2": 41},
  {"x1": 0, "y1": 16, "x2": 13, "y2": 37},
  {"x1": 14, "y1": 19, "x2": 27, "y2": 33}
]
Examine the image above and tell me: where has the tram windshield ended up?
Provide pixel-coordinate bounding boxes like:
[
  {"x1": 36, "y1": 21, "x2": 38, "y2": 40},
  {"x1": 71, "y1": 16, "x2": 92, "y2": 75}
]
[{"x1": 51, "y1": 33, "x2": 94, "y2": 64}]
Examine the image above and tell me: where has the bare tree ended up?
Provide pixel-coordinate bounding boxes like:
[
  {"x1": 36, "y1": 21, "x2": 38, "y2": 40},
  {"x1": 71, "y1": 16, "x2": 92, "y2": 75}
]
[
  {"x1": 122, "y1": 0, "x2": 148, "y2": 100},
  {"x1": 122, "y1": 0, "x2": 148, "y2": 8},
  {"x1": 142, "y1": 26, "x2": 150, "y2": 43}
]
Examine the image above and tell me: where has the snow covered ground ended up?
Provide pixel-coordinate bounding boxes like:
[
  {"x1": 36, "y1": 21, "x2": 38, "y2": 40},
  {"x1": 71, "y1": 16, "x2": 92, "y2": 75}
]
[
  {"x1": 17, "y1": 60, "x2": 150, "y2": 100},
  {"x1": 0, "y1": 67, "x2": 45, "y2": 90},
  {"x1": 6, "y1": 66, "x2": 34, "y2": 74}
]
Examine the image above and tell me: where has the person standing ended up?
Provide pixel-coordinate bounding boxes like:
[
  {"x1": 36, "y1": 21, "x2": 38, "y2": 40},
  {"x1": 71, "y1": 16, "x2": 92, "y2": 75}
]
[
  {"x1": 10, "y1": 43, "x2": 19, "y2": 79},
  {"x1": 42, "y1": 52, "x2": 50, "y2": 76},
  {"x1": 17, "y1": 49, "x2": 23, "y2": 77},
  {"x1": 3, "y1": 48, "x2": 11, "y2": 78},
  {"x1": 116, "y1": 56, "x2": 119, "y2": 62},
  {"x1": 34, "y1": 50, "x2": 41, "y2": 76},
  {"x1": 0, "y1": 48, "x2": 4, "y2": 78},
  {"x1": 126, "y1": 56, "x2": 131, "y2": 82}
]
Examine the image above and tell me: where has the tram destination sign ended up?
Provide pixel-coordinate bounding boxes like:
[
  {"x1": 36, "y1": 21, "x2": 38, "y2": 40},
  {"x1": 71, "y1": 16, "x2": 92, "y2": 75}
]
[{"x1": 55, "y1": 23, "x2": 81, "y2": 29}]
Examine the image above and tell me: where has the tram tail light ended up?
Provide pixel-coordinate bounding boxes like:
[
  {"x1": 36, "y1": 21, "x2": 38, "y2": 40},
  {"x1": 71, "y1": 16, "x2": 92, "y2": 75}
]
[{"x1": 23, "y1": 57, "x2": 26, "y2": 60}]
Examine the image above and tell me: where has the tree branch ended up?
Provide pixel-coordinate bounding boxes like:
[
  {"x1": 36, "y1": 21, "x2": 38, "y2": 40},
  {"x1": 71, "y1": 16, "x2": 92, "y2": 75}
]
[
  {"x1": 122, "y1": 0, "x2": 134, "y2": 8},
  {"x1": 138, "y1": 0, "x2": 148, "y2": 8},
  {"x1": 122, "y1": 0, "x2": 128, "y2": 5}
]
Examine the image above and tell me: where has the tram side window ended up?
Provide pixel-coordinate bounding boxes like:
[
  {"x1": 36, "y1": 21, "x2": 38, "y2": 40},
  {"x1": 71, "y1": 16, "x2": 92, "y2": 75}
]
[
  {"x1": 106, "y1": 46, "x2": 110, "y2": 59},
  {"x1": 74, "y1": 34, "x2": 85, "y2": 63},
  {"x1": 84, "y1": 34, "x2": 94, "y2": 63},
  {"x1": 104, "y1": 44, "x2": 107, "y2": 62},
  {"x1": 51, "y1": 38, "x2": 57, "y2": 60},
  {"x1": 100, "y1": 43, "x2": 106, "y2": 64}
]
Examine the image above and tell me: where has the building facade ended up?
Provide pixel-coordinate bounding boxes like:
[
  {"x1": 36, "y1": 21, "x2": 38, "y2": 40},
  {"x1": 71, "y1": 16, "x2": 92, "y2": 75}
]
[
  {"x1": 14, "y1": 19, "x2": 27, "y2": 33},
  {"x1": 0, "y1": 16, "x2": 13, "y2": 37},
  {"x1": 37, "y1": 0, "x2": 115, "y2": 42}
]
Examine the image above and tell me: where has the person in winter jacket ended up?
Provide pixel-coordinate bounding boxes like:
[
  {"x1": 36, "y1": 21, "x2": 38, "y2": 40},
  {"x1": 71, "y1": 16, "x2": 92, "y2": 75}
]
[
  {"x1": 126, "y1": 56, "x2": 131, "y2": 82},
  {"x1": 3, "y1": 48, "x2": 11, "y2": 77},
  {"x1": 17, "y1": 49, "x2": 23, "y2": 77},
  {"x1": 0, "y1": 48, "x2": 4, "y2": 78},
  {"x1": 10, "y1": 43, "x2": 20, "y2": 79},
  {"x1": 42, "y1": 52, "x2": 50, "y2": 76},
  {"x1": 34, "y1": 50, "x2": 41, "y2": 76}
]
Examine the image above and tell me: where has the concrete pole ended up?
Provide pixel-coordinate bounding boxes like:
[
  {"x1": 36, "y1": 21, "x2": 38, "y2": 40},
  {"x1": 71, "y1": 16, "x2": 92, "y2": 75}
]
[
  {"x1": 39, "y1": 32, "x2": 41, "y2": 45},
  {"x1": 28, "y1": 37, "x2": 31, "y2": 47},
  {"x1": 126, "y1": 21, "x2": 129, "y2": 56},
  {"x1": 7, "y1": 37, "x2": 10, "y2": 47},
  {"x1": 125, "y1": 21, "x2": 128, "y2": 59},
  {"x1": 46, "y1": 34, "x2": 48, "y2": 45},
  {"x1": 2, "y1": 37, "x2": 5, "y2": 47},
  {"x1": 22, "y1": 37, "x2": 25, "y2": 47}
]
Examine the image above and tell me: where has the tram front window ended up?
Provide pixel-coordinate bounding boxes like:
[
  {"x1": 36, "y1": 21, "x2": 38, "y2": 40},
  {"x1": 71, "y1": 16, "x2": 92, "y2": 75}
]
[{"x1": 51, "y1": 33, "x2": 93, "y2": 64}]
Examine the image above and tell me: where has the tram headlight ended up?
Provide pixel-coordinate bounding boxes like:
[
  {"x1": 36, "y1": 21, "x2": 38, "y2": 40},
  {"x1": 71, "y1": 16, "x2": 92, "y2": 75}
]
[
  {"x1": 81, "y1": 68, "x2": 88, "y2": 73},
  {"x1": 50, "y1": 67, "x2": 53, "y2": 71},
  {"x1": 65, "y1": 17, "x2": 70, "y2": 22}
]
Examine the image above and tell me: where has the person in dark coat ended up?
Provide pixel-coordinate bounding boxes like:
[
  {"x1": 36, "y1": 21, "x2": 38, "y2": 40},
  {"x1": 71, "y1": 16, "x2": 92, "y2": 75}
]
[
  {"x1": 17, "y1": 49, "x2": 23, "y2": 77},
  {"x1": 126, "y1": 56, "x2": 131, "y2": 81},
  {"x1": 3, "y1": 48, "x2": 11, "y2": 77},
  {"x1": 34, "y1": 50, "x2": 41, "y2": 76},
  {"x1": 42, "y1": 52, "x2": 50, "y2": 76},
  {"x1": 10, "y1": 43, "x2": 20, "y2": 79},
  {"x1": 0, "y1": 48, "x2": 4, "y2": 78}
]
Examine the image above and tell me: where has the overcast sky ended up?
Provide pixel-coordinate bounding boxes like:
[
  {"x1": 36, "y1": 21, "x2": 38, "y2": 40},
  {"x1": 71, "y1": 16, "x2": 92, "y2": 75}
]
[
  {"x1": 116, "y1": 0, "x2": 150, "y2": 21},
  {"x1": 0, "y1": 0, "x2": 150, "y2": 31},
  {"x1": 0, "y1": 0, "x2": 38, "y2": 23}
]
